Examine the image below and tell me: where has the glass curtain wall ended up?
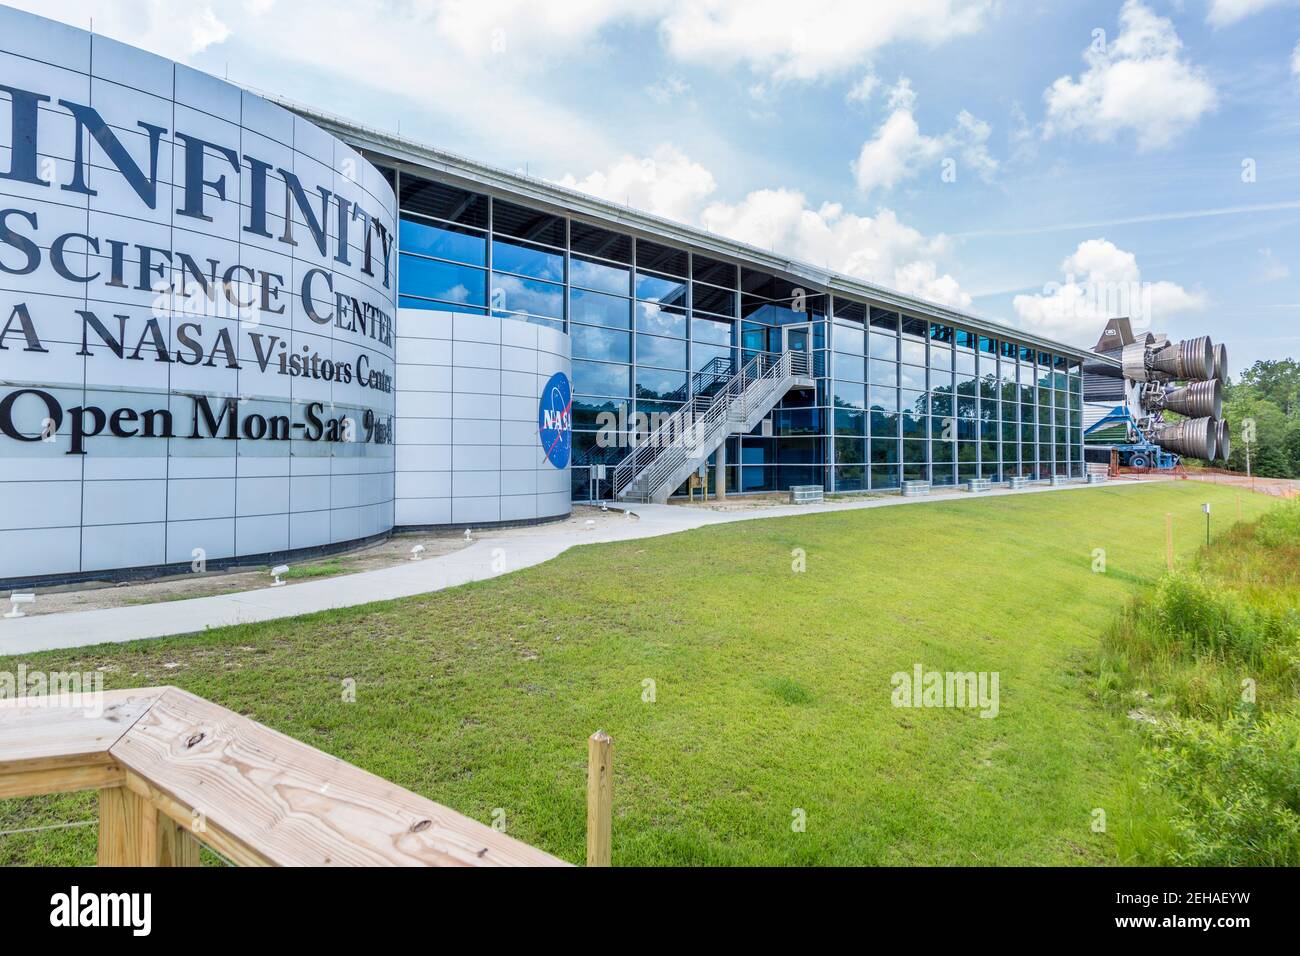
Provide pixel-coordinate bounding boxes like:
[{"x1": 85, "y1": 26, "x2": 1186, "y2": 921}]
[
  {"x1": 826, "y1": 294, "x2": 1086, "y2": 489},
  {"x1": 384, "y1": 162, "x2": 1085, "y2": 500}
]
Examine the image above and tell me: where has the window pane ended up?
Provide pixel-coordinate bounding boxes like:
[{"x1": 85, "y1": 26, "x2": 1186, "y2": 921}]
[
  {"x1": 573, "y1": 360, "x2": 630, "y2": 396},
  {"x1": 571, "y1": 254, "x2": 630, "y2": 295},
  {"x1": 399, "y1": 217, "x2": 485, "y2": 266},
  {"x1": 870, "y1": 307, "x2": 899, "y2": 331},
  {"x1": 636, "y1": 367, "x2": 687, "y2": 401},
  {"x1": 572, "y1": 326, "x2": 631, "y2": 363},
  {"x1": 398, "y1": 296, "x2": 485, "y2": 316},
  {"x1": 637, "y1": 333, "x2": 687, "y2": 369},
  {"x1": 491, "y1": 273, "x2": 563, "y2": 319},
  {"x1": 869, "y1": 332, "x2": 897, "y2": 360},
  {"x1": 834, "y1": 352, "x2": 864, "y2": 381},
  {"x1": 834, "y1": 381, "x2": 865, "y2": 409},
  {"x1": 399, "y1": 254, "x2": 486, "y2": 306},
  {"x1": 834, "y1": 322, "x2": 864, "y2": 355},
  {"x1": 692, "y1": 255, "x2": 737, "y2": 286},
  {"x1": 635, "y1": 271, "x2": 688, "y2": 307},
  {"x1": 868, "y1": 361, "x2": 898, "y2": 387},
  {"x1": 637, "y1": 303, "x2": 687, "y2": 337},
  {"x1": 692, "y1": 342, "x2": 731, "y2": 372},
  {"x1": 573, "y1": 397, "x2": 628, "y2": 430},
  {"x1": 692, "y1": 284, "x2": 736, "y2": 317},
  {"x1": 570, "y1": 288, "x2": 630, "y2": 329},
  {"x1": 692, "y1": 315, "x2": 732, "y2": 346},
  {"x1": 636, "y1": 239, "x2": 688, "y2": 276},
  {"x1": 869, "y1": 385, "x2": 899, "y2": 412},
  {"x1": 900, "y1": 338, "x2": 926, "y2": 366},
  {"x1": 492, "y1": 199, "x2": 565, "y2": 246},
  {"x1": 400, "y1": 175, "x2": 488, "y2": 228},
  {"x1": 570, "y1": 222, "x2": 631, "y2": 262},
  {"x1": 492, "y1": 238, "x2": 564, "y2": 282}
]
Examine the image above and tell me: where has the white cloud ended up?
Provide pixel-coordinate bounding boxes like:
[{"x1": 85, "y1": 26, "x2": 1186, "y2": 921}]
[
  {"x1": 189, "y1": 7, "x2": 230, "y2": 54},
  {"x1": 1292, "y1": 39, "x2": 1300, "y2": 75},
  {"x1": 1259, "y1": 247, "x2": 1291, "y2": 281},
  {"x1": 845, "y1": 70, "x2": 880, "y2": 106},
  {"x1": 657, "y1": 0, "x2": 990, "y2": 83},
  {"x1": 1207, "y1": 0, "x2": 1293, "y2": 27},
  {"x1": 851, "y1": 78, "x2": 997, "y2": 195},
  {"x1": 16, "y1": 0, "x2": 232, "y2": 56},
  {"x1": 560, "y1": 146, "x2": 970, "y2": 309},
  {"x1": 1044, "y1": 0, "x2": 1217, "y2": 151},
  {"x1": 557, "y1": 145, "x2": 717, "y2": 225},
  {"x1": 645, "y1": 75, "x2": 691, "y2": 104},
  {"x1": 1012, "y1": 239, "x2": 1206, "y2": 343}
]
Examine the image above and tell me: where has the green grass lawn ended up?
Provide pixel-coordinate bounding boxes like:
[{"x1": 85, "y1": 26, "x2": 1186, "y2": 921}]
[{"x1": 0, "y1": 482, "x2": 1278, "y2": 866}]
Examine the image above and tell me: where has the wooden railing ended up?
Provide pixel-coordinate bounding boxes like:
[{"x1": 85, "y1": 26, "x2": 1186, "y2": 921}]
[{"x1": 0, "y1": 687, "x2": 602, "y2": 867}]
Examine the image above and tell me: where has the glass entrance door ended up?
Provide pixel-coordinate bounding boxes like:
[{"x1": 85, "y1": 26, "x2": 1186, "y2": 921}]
[
  {"x1": 782, "y1": 324, "x2": 811, "y2": 355},
  {"x1": 782, "y1": 324, "x2": 812, "y2": 375}
]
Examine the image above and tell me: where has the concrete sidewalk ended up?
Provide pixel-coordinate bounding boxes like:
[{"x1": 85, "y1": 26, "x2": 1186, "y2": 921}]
[{"x1": 1, "y1": 480, "x2": 1123, "y2": 655}]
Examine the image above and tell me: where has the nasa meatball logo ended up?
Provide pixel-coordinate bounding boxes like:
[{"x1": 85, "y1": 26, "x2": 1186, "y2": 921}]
[{"x1": 537, "y1": 372, "x2": 572, "y2": 469}]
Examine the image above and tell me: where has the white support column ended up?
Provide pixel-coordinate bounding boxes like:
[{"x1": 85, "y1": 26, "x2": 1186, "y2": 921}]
[{"x1": 716, "y1": 440, "x2": 727, "y2": 500}]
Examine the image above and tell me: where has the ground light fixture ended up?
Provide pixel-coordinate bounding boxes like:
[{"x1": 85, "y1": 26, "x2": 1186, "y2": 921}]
[
  {"x1": 271, "y1": 565, "x2": 289, "y2": 587},
  {"x1": 4, "y1": 593, "x2": 34, "y2": 619},
  {"x1": 464, "y1": 528, "x2": 473, "y2": 542}
]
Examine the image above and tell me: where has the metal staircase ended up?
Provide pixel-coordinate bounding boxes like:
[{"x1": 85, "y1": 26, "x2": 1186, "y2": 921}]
[{"x1": 612, "y1": 349, "x2": 814, "y2": 503}]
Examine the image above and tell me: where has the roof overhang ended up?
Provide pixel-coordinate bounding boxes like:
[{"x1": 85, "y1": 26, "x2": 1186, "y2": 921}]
[{"x1": 266, "y1": 92, "x2": 1113, "y2": 366}]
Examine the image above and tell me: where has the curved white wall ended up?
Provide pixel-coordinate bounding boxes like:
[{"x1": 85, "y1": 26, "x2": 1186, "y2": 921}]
[
  {"x1": 394, "y1": 309, "x2": 572, "y2": 527},
  {"x1": 0, "y1": 8, "x2": 398, "y2": 583}
]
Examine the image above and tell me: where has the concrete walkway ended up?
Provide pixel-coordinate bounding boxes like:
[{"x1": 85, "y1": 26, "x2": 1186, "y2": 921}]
[{"x1": 1, "y1": 480, "x2": 1127, "y2": 655}]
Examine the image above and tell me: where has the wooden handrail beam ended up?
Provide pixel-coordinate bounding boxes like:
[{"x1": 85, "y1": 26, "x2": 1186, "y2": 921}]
[{"x1": 0, "y1": 686, "x2": 567, "y2": 867}]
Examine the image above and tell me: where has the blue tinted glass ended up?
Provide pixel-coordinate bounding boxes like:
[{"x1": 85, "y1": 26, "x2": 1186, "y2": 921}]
[
  {"x1": 572, "y1": 326, "x2": 631, "y2": 362},
  {"x1": 637, "y1": 303, "x2": 687, "y2": 337},
  {"x1": 492, "y1": 239, "x2": 564, "y2": 281},
  {"x1": 399, "y1": 254, "x2": 487, "y2": 306},
  {"x1": 900, "y1": 339, "x2": 926, "y2": 365},
  {"x1": 636, "y1": 367, "x2": 687, "y2": 401},
  {"x1": 899, "y1": 365, "x2": 926, "y2": 390},
  {"x1": 869, "y1": 332, "x2": 897, "y2": 360},
  {"x1": 692, "y1": 315, "x2": 732, "y2": 346},
  {"x1": 869, "y1": 386, "x2": 899, "y2": 412},
  {"x1": 635, "y1": 272, "x2": 688, "y2": 306},
  {"x1": 692, "y1": 342, "x2": 731, "y2": 371},
  {"x1": 573, "y1": 360, "x2": 631, "y2": 396},
  {"x1": 834, "y1": 352, "x2": 864, "y2": 381},
  {"x1": 398, "y1": 296, "x2": 486, "y2": 316},
  {"x1": 637, "y1": 334, "x2": 687, "y2": 369},
  {"x1": 399, "y1": 217, "x2": 486, "y2": 265},
  {"x1": 834, "y1": 323, "x2": 865, "y2": 355},
  {"x1": 571, "y1": 255, "x2": 630, "y2": 295},
  {"x1": 833, "y1": 381, "x2": 865, "y2": 409},
  {"x1": 491, "y1": 273, "x2": 563, "y2": 319},
  {"x1": 570, "y1": 288, "x2": 631, "y2": 328},
  {"x1": 868, "y1": 361, "x2": 898, "y2": 387}
]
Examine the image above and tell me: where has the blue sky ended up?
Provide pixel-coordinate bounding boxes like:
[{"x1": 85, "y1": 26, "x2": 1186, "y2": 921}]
[{"x1": 15, "y1": 0, "x2": 1300, "y2": 368}]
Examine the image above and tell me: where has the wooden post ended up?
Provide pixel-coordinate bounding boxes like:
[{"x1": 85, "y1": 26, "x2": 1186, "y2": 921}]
[
  {"x1": 1165, "y1": 513, "x2": 1174, "y2": 571},
  {"x1": 156, "y1": 814, "x2": 202, "y2": 866},
  {"x1": 98, "y1": 787, "x2": 158, "y2": 866},
  {"x1": 586, "y1": 730, "x2": 613, "y2": 867}
]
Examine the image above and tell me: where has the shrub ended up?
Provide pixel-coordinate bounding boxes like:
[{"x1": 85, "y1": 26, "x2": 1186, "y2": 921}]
[
  {"x1": 1141, "y1": 572, "x2": 1292, "y2": 666},
  {"x1": 1146, "y1": 712, "x2": 1300, "y2": 866},
  {"x1": 1255, "y1": 498, "x2": 1300, "y2": 551}
]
